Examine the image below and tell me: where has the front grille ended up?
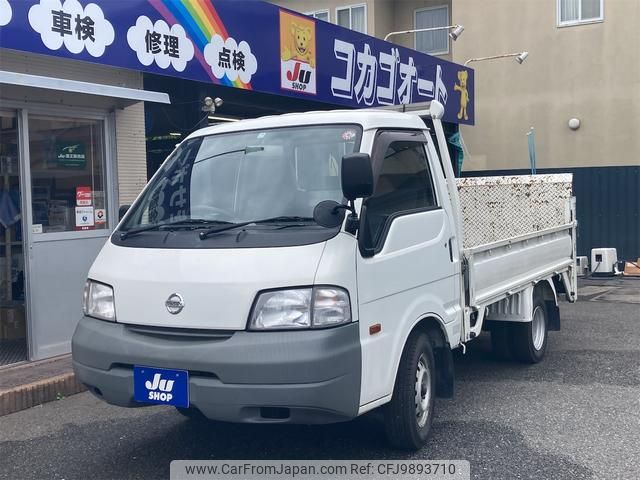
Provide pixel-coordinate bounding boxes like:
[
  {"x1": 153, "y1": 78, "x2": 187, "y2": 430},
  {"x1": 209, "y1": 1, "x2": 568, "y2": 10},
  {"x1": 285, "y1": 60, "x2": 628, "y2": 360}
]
[{"x1": 125, "y1": 324, "x2": 235, "y2": 341}]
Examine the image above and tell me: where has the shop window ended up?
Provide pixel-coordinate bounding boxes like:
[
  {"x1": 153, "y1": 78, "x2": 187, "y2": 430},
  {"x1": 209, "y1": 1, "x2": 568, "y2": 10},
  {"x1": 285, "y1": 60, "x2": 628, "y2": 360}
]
[
  {"x1": 307, "y1": 10, "x2": 329, "y2": 22},
  {"x1": 415, "y1": 6, "x2": 450, "y2": 55},
  {"x1": 336, "y1": 5, "x2": 367, "y2": 33},
  {"x1": 0, "y1": 110, "x2": 27, "y2": 365},
  {"x1": 558, "y1": 0, "x2": 603, "y2": 26},
  {"x1": 28, "y1": 116, "x2": 108, "y2": 234}
]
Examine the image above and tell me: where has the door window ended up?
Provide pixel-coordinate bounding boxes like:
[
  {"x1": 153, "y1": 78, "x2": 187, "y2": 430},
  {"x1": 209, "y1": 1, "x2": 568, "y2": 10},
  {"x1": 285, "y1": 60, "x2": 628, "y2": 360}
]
[
  {"x1": 28, "y1": 116, "x2": 108, "y2": 234},
  {"x1": 361, "y1": 141, "x2": 437, "y2": 252}
]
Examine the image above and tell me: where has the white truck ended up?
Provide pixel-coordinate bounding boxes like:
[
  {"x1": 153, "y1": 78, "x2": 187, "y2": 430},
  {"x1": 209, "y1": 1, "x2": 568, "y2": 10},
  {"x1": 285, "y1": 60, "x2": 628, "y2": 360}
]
[{"x1": 72, "y1": 103, "x2": 577, "y2": 450}]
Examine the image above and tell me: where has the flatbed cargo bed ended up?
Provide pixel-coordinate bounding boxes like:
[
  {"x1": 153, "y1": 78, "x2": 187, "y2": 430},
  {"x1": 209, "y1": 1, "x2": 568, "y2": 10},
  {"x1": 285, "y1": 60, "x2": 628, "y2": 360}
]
[{"x1": 455, "y1": 174, "x2": 578, "y2": 340}]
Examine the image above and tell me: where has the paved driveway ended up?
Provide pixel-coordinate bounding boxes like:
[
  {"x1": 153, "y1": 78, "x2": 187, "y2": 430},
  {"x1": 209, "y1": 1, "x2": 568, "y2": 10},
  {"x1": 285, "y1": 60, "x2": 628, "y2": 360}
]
[{"x1": 1, "y1": 280, "x2": 638, "y2": 480}]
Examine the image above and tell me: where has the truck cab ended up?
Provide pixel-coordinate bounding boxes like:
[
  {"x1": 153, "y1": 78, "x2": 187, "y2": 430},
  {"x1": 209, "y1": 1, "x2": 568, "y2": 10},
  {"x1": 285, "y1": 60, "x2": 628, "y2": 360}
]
[{"x1": 72, "y1": 107, "x2": 576, "y2": 450}]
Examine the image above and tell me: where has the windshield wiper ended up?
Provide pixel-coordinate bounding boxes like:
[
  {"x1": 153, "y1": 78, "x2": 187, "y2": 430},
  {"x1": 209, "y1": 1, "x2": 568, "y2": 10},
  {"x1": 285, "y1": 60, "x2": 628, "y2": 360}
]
[
  {"x1": 120, "y1": 219, "x2": 233, "y2": 240},
  {"x1": 193, "y1": 146, "x2": 264, "y2": 165},
  {"x1": 199, "y1": 216, "x2": 315, "y2": 240}
]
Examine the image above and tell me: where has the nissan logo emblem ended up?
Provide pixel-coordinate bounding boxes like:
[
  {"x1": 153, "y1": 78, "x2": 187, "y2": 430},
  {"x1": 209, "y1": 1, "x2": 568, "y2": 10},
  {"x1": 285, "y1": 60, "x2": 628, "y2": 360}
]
[{"x1": 165, "y1": 293, "x2": 185, "y2": 314}]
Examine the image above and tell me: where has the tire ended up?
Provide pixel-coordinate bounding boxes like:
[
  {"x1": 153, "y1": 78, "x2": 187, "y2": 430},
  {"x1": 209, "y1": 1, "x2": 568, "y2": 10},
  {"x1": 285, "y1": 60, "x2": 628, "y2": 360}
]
[
  {"x1": 490, "y1": 323, "x2": 512, "y2": 360},
  {"x1": 384, "y1": 332, "x2": 436, "y2": 450},
  {"x1": 510, "y1": 292, "x2": 548, "y2": 363}
]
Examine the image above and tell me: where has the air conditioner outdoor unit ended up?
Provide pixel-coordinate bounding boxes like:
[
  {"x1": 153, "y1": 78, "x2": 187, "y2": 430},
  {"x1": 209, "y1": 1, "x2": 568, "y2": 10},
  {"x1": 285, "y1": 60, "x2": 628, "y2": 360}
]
[
  {"x1": 576, "y1": 256, "x2": 589, "y2": 276},
  {"x1": 590, "y1": 248, "x2": 618, "y2": 276}
]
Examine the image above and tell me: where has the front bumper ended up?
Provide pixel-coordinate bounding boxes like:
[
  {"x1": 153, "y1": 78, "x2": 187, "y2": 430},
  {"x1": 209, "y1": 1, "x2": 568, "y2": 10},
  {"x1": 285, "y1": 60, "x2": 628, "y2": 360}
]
[{"x1": 72, "y1": 316, "x2": 361, "y2": 424}]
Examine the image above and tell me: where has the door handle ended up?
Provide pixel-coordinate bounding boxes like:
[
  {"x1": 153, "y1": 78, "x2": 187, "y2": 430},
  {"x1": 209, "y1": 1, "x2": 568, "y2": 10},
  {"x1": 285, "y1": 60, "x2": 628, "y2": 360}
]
[{"x1": 448, "y1": 238, "x2": 454, "y2": 263}]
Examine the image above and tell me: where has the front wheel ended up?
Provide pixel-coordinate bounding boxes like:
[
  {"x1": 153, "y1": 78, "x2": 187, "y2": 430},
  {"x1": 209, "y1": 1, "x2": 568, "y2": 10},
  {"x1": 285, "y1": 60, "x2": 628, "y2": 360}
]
[
  {"x1": 384, "y1": 332, "x2": 436, "y2": 450},
  {"x1": 510, "y1": 293, "x2": 548, "y2": 363}
]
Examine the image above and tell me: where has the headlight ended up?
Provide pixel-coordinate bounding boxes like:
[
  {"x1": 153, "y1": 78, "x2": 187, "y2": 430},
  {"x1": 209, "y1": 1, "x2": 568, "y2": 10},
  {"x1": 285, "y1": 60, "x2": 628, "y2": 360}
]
[
  {"x1": 83, "y1": 280, "x2": 116, "y2": 321},
  {"x1": 249, "y1": 287, "x2": 351, "y2": 330}
]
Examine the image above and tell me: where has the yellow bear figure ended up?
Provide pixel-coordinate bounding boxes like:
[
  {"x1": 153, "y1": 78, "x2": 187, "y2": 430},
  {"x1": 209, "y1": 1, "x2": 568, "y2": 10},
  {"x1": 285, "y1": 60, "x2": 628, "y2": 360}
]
[
  {"x1": 454, "y1": 70, "x2": 470, "y2": 121},
  {"x1": 282, "y1": 22, "x2": 315, "y2": 68}
]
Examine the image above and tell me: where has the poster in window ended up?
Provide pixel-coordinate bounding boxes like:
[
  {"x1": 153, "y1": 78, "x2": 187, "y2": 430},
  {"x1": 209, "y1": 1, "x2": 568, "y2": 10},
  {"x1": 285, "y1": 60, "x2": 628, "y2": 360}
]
[
  {"x1": 75, "y1": 206, "x2": 95, "y2": 231},
  {"x1": 95, "y1": 208, "x2": 107, "y2": 225},
  {"x1": 76, "y1": 186, "x2": 92, "y2": 206},
  {"x1": 56, "y1": 141, "x2": 86, "y2": 168}
]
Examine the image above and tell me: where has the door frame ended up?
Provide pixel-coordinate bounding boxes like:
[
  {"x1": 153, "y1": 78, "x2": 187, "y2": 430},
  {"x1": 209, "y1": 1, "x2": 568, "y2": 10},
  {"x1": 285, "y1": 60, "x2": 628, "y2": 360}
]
[{"x1": 2, "y1": 99, "x2": 117, "y2": 360}]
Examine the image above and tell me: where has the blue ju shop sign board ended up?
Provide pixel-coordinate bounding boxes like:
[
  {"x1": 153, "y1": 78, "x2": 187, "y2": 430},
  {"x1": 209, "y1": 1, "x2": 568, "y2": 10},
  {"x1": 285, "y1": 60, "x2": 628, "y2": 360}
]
[{"x1": 0, "y1": 0, "x2": 474, "y2": 124}]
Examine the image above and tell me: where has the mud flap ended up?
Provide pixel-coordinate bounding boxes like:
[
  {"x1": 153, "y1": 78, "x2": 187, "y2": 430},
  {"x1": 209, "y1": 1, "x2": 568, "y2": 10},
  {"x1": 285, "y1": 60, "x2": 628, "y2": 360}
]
[
  {"x1": 546, "y1": 300, "x2": 561, "y2": 331},
  {"x1": 434, "y1": 346, "x2": 454, "y2": 398}
]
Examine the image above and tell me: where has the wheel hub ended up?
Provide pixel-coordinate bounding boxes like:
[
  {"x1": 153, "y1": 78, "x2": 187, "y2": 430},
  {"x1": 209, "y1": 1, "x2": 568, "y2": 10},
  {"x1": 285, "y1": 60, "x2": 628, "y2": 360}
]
[
  {"x1": 415, "y1": 354, "x2": 431, "y2": 428},
  {"x1": 532, "y1": 305, "x2": 545, "y2": 350}
]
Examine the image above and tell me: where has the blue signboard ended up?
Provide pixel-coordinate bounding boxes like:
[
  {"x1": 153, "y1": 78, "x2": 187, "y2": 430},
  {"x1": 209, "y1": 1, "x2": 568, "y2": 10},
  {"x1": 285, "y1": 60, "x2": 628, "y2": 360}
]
[
  {"x1": 133, "y1": 365, "x2": 189, "y2": 408},
  {"x1": 0, "y1": 0, "x2": 474, "y2": 124}
]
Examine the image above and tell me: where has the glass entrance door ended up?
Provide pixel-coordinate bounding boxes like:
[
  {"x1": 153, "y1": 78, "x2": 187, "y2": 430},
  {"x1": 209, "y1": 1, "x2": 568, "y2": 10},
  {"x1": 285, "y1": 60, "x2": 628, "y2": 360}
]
[
  {"x1": 0, "y1": 110, "x2": 27, "y2": 366},
  {"x1": 27, "y1": 114, "x2": 111, "y2": 360}
]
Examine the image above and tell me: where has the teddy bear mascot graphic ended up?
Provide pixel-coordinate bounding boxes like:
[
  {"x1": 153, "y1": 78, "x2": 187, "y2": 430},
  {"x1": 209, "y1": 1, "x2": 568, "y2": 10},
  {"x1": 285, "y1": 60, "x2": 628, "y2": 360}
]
[
  {"x1": 454, "y1": 70, "x2": 470, "y2": 121},
  {"x1": 282, "y1": 22, "x2": 315, "y2": 68}
]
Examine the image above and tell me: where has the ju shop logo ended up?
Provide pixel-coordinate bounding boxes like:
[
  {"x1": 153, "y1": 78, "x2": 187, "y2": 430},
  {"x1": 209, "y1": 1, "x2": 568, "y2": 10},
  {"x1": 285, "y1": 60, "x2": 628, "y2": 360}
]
[
  {"x1": 279, "y1": 10, "x2": 316, "y2": 95},
  {"x1": 145, "y1": 373, "x2": 175, "y2": 402},
  {"x1": 286, "y1": 62, "x2": 313, "y2": 87}
]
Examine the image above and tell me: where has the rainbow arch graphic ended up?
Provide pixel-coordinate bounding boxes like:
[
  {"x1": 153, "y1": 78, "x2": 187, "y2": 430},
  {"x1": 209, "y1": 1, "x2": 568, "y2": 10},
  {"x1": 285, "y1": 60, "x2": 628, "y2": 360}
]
[{"x1": 149, "y1": 0, "x2": 252, "y2": 89}]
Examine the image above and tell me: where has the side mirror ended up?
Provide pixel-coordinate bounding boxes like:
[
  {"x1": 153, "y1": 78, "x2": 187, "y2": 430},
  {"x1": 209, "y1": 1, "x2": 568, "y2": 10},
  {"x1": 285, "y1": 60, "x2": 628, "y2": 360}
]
[
  {"x1": 118, "y1": 205, "x2": 131, "y2": 221},
  {"x1": 341, "y1": 153, "x2": 373, "y2": 201},
  {"x1": 313, "y1": 200, "x2": 346, "y2": 228}
]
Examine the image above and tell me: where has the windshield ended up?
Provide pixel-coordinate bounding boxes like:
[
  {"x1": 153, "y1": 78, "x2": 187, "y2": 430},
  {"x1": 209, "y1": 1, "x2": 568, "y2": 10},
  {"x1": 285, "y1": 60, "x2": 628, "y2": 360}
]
[{"x1": 120, "y1": 124, "x2": 362, "y2": 232}]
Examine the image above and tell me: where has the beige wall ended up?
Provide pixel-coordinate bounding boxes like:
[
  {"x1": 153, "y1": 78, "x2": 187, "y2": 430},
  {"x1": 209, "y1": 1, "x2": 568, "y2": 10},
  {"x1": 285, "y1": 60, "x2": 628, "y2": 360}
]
[
  {"x1": 0, "y1": 49, "x2": 148, "y2": 205},
  {"x1": 373, "y1": 0, "x2": 394, "y2": 39},
  {"x1": 115, "y1": 103, "x2": 148, "y2": 206},
  {"x1": 452, "y1": 0, "x2": 640, "y2": 170}
]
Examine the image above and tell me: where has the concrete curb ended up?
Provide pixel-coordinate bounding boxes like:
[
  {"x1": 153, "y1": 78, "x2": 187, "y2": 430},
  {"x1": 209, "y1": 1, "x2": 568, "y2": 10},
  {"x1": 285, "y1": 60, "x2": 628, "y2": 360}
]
[{"x1": 0, "y1": 372, "x2": 86, "y2": 417}]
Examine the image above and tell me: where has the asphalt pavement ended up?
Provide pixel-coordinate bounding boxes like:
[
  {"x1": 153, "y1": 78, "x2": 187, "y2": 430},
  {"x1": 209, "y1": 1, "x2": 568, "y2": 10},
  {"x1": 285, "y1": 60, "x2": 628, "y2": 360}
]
[{"x1": 1, "y1": 279, "x2": 638, "y2": 480}]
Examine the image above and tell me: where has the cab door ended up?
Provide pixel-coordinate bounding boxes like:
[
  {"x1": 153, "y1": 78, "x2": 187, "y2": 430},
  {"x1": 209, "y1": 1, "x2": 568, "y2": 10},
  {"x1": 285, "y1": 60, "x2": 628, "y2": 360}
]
[{"x1": 356, "y1": 130, "x2": 459, "y2": 406}]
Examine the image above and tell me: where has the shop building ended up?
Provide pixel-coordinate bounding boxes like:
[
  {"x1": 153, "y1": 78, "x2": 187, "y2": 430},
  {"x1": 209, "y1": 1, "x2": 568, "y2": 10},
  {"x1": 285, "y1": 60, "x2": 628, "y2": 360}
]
[
  {"x1": 0, "y1": 48, "x2": 169, "y2": 366},
  {"x1": 452, "y1": 0, "x2": 639, "y2": 262},
  {"x1": 275, "y1": 0, "x2": 640, "y2": 262},
  {"x1": 0, "y1": 0, "x2": 474, "y2": 366}
]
